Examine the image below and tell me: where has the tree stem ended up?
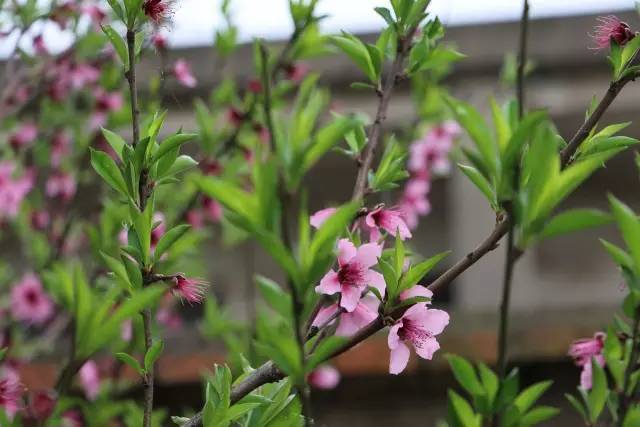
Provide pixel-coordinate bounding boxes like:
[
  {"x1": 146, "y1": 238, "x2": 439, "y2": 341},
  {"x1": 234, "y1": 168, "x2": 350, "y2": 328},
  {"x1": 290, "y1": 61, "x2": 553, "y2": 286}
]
[{"x1": 496, "y1": 0, "x2": 529, "y2": 382}]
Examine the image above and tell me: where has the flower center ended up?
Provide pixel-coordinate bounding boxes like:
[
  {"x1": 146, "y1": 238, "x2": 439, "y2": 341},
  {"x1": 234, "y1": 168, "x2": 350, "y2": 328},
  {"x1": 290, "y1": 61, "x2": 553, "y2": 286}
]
[
  {"x1": 25, "y1": 289, "x2": 39, "y2": 305},
  {"x1": 337, "y1": 262, "x2": 365, "y2": 288},
  {"x1": 398, "y1": 320, "x2": 433, "y2": 348}
]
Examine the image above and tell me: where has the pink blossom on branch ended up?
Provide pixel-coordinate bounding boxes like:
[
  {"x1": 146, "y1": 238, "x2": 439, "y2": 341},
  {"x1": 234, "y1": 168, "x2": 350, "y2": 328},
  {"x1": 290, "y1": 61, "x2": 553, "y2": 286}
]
[
  {"x1": 0, "y1": 162, "x2": 34, "y2": 221},
  {"x1": 591, "y1": 16, "x2": 635, "y2": 50},
  {"x1": 312, "y1": 295, "x2": 379, "y2": 336},
  {"x1": 388, "y1": 303, "x2": 449, "y2": 374},
  {"x1": 173, "y1": 59, "x2": 197, "y2": 88},
  {"x1": 79, "y1": 361, "x2": 100, "y2": 401},
  {"x1": 0, "y1": 370, "x2": 22, "y2": 419},
  {"x1": 568, "y1": 332, "x2": 606, "y2": 389},
  {"x1": 365, "y1": 205, "x2": 412, "y2": 241},
  {"x1": 308, "y1": 365, "x2": 341, "y2": 390},
  {"x1": 316, "y1": 239, "x2": 384, "y2": 312},
  {"x1": 172, "y1": 275, "x2": 209, "y2": 304},
  {"x1": 9, "y1": 122, "x2": 38, "y2": 150},
  {"x1": 10, "y1": 273, "x2": 54, "y2": 326},
  {"x1": 45, "y1": 172, "x2": 77, "y2": 201},
  {"x1": 143, "y1": 0, "x2": 176, "y2": 26},
  {"x1": 310, "y1": 207, "x2": 337, "y2": 229}
]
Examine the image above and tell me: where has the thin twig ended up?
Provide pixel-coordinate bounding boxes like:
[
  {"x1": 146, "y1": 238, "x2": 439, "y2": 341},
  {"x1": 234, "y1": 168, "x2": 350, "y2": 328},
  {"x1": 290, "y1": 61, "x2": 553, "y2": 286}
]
[
  {"x1": 183, "y1": 15, "x2": 639, "y2": 427},
  {"x1": 496, "y1": 0, "x2": 529, "y2": 382}
]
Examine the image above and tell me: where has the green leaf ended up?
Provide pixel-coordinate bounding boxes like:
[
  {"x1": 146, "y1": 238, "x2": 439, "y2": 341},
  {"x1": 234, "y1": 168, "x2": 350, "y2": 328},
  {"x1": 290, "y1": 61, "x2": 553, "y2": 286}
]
[
  {"x1": 90, "y1": 149, "x2": 129, "y2": 198},
  {"x1": 144, "y1": 340, "x2": 164, "y2": 372},
  {"x1": 331, "y1": 33, "x2": 377, "y2": 84},
  {"x1": 519, "y1": 406, "x2": 560, "y2": 427},
  {"x1": 101, "y1": 25, "x2": 128, "y2": 69},
  {"x1": 374, "y1": 6, "x2": 396, "y2": 26},
  {"x1": 399, "y1": 251, "x2": 450, "y2": 291},
  {"x1": 477, "y1": 363, "x2": 499, "y2": 410},
  {"x1": 566, "y1": 393, "x2": 589, "y2": 423},
  {"x1": 609, "y1": 195, "x2": 640, "y2": 273},
  {"x1": 538, "y1": 209, "x2": 612, "y2": 241},
  {"x1": 153, "y1": 224, "x2": 190, "y2": 263},
  {"x1": 152, "y1": 133, "x2": 198, "y2": 163},
  {"x1": 101, "y1": 128, "x2": 127, "y2": 160},
  {"x1": 448, "y1": 390, "x2": 481, "y2": 427},
  {"x1": 458, "y1": 164, "x2": 496, "y2": 208},
  {"x1": 256, "y1": 276, "x2": 292, "y2": 319},
  {"x1": 514, "y1": 380, "x2": 553, "y2": 413},
  {"x1": 100, "y1": 251, "x2": 131, "y2": 291},
  {"x1": 600, "y1": 239, "x2": 634, "y2": 271},
  {"x1": 198, "y1": 177, "x2": 259, "y2": 226},
  {"x1": 447, "y1": 96, "x2": 498, "y2": 176},
  {"x1": 115, "y1": 352, "x2": 144, "y2": 375},
  {"x1": 446, "y1": 354, "x2": 484, "y2": 397},
  {"x1": 307, "y1": 203, "x2": 360, "y2": 268},
  {"x1": 588, "y1": 358, "x2": 608, "y2": 423}
]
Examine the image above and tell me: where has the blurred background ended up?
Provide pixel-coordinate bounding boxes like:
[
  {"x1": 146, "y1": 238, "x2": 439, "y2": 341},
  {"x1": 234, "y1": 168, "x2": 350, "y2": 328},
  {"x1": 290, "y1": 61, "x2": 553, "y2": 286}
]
[{"x1": 8, "y1": 1, "x2": 640, "y2": 425}]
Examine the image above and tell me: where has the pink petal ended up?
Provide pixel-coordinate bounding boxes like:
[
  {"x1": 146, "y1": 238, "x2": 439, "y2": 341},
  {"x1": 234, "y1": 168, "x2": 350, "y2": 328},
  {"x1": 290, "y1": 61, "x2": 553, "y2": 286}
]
[
  {"x1": 312, "y1": 304, "x2": 339, "y2": 328},
  {"x1": 337, "y1": 239, "x2": 357, "y2": 266},
  {"x1": 413, "y1": 337, "x2": 440, "y2": 360},
  {"x1": 400, "y1": 285, "x2": 433, "y2": 301},
  {"x1": 308, "y1": 365, "x2": 341, "y2": 390},
  {"x1": 336, "y1": 299, "x2": 378, "y2": 336},
  {"x1": 580, "y1": 362, "x2": 593, "y2": 390},
  {"x1": 339, "y1": 283, "x2": 362, "y2": 313},
  {"x1": 353, "y1": 242, "x2": 382, "y2": 269},
  {"x1": 310, "y1": 207, "x2": 337, "y2": 229},
  {"x1": 366, "y1": 270, "x2": 386, "y2": 298},
  {"x1": 422, "y1": 308, "x2": 450, "y2": 336},
  {"x1": 316, "y1": 270, "x2": 340, "y2": 295},
  {"x1": 389, "y1": 342, "x2": 411, "y2": 375},
  {"x1": 387, "y1": 322, "x2": 402, "y2": 350}
]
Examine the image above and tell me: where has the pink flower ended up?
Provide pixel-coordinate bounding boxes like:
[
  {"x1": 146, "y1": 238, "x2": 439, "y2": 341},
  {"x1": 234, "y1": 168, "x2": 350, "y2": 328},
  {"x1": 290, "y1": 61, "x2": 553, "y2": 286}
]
[
  {"x1": 0, "y1": 371, "x2": 22, "y2": 418},
  {"x1": 365, "y1": 206, "x2": 412, "y2": 241},
  {"x1": 248, "y1": 79, "x2": 263, "y2": 94},
  {"x1": 10, "y1": 273, "x2": 54, "y2": 325},
  {"x1": 387, "y1": 303, "x2": 449, "y2": 375},
  {"x1": 172, "y1": 275, "x2": 208, "y2": 304},
  {"x1": 284, "y1": 63, "x2": 309, "y2": 83},
  {"x1": 143, "y1": 0, "x2": 176, "y2": 26},
  {"x1": 28, "y1": 390, "x2": 56, "y2": 422},
  {"x1": 398, "y1": 179, "x2": 431, "y2": 229},
  {"x1": 61, "y1": 410, "x2": 83, "y2": 427},
  {"x1": 569, "y1": 332, "x2": 606, "y2": 367},
  {"x1": 569, "y1": 332, "x2": 606, "y2": 390},
  {"x1": 173, "y1": 59, "x2": 197, "y2": 88},
  {"x1": 79, "y1": 361, "x2": 100, "y2": 401},
  {"x1": 201, "y1": 159, "x2": 222, "y2": 176},
  {"x1": 9, "y1": 123, "x2": 38, "y2": 149},
  {"x1": 94, "y1": 88, "x2": 123, "y2": 112},
  {"x1": 50, "y1": 131, "x2": 72, "y2": 167},
  {"x1": 45, "y1": 172, "x2": 77, "y2": 201},
  {"x1": 152, "y1": 33, "x2": 168, "y2": 50},
  {"x1": 308, "y1": 365, "x2": 341, "y2": 390},
  {"x1": 30, "y1": 210, "x2": 51, "y2": 231},
  {"x1": 32, "y1": 35, "x2": 48, "y2": 55},
  {"x1": 0, "y1": 162, "x2": 34, "y2": 220},
  {"x1": 408, "y1": 122, "x2": 459, "y2": 179},
  {"x1": 310, "y1": 207, "x2": 337, "y2": 229},
  {"x1": 70, "y1": 64, "x2": 100, "y2": 90},
  {"x1": 157, "y1": 306, "x2": 183, "y2": 330},
  {"x1": 81, "y1": 5, "x2": 107, "y2": 27},
  {"x1": 121, "y1": 319, "x2": 133, "y2": 342},
  {"x1": 592, "y1": 16, "x2": 635, "y2": 50},
  {"x1": 312, "y1": 295, "x2": 379, "y2": 336},
  {"x1": 186, "y1": 209, "x2": 204, "y2": 229},
  {"x1": 202, "y1": 197, "x2": 222, "y2": 223},
  {"x1": 316, "y1": 239, "x2": 384, "y2": 312},
  {"x1": 226, "y1": 108, "x2": 245, "y2": 127}
]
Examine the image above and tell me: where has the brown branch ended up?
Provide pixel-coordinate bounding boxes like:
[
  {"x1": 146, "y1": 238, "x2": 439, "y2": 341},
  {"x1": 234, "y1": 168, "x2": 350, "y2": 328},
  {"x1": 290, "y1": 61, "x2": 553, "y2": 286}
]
[
  {"x1": 183, "y1": 12, "x2": 640, "y2": 427},
  {"x1": 496, "y1": 0, "x2": 529, "y2": 383}
]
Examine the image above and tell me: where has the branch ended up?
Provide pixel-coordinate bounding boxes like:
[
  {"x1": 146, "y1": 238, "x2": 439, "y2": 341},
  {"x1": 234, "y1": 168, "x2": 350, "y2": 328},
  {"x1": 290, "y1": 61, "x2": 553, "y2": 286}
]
[
  {"x1": 184, "y1": 13, "x2": 639, "y2": 427},
  {"x1": 351, "y1": 28, "x2": 418, "y2": 201},
  {"x1": 496, "y1": 0, "x2": 529, "y2": 381}
]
